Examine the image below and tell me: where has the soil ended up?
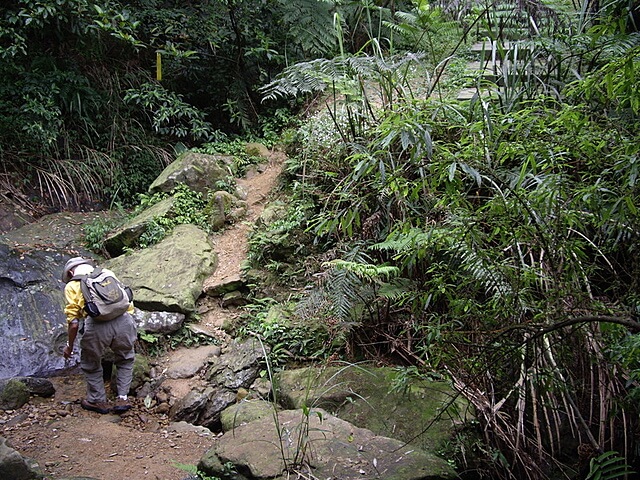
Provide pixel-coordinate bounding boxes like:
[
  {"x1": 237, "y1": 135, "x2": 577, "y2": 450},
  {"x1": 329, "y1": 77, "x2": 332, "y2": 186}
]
[{"x1": 1, "y1": 151, "x2": 285, "y2": 480}]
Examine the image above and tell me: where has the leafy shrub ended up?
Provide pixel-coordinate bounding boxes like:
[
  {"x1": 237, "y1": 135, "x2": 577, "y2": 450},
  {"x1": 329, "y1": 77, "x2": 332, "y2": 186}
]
[
  {"x1": 123, "y1": 82, "x2": 215, "y2": 142},
  {"x1": 239, "y1": 300, "x2": 333, "y2": 367},
  {"x1": 85, "y1": 183, "x2": 212, "y2": 252},
  {"x1": 83, "y1": 213, "x2": 125, "y2": 255},
  {"x1": 136, "y1": 184, "x2": 209, "y2": 248},
  {"x1": 258, "y1": 107, "x2": 301, "y2": 145},
  {"x1": 107, "y1": 145, "x2": 170, "y2": 208},
  {"x1": 246, "y1": 200, "x2": 314, "y2": 275}
]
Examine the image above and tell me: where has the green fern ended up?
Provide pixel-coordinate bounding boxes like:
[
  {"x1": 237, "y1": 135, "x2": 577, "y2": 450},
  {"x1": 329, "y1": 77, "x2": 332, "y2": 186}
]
[
  {"x1": 295, "y1": 248, "x2": 400, "y2": 326},
  {"x1": 276, "y1": 0, "x2": 338, "y2": 56},
  {"x1": 585, "y1": 451, "x2": 635, "y2": 480},
  {"x1": 321, "y1": 263, "x2": 371, "y2": 323},
  {"x1": 448, "y1": 235, "x2": 514, "y2": 300},
  {"x1": 322, "y1": 259, "x2": 399, "y2": 281}
]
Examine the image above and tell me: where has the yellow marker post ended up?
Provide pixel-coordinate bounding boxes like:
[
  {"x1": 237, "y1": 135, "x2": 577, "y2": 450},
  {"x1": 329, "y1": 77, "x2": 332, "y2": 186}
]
[{"x1": 156, "y1": 52, "x2": 162, "y2": 81}]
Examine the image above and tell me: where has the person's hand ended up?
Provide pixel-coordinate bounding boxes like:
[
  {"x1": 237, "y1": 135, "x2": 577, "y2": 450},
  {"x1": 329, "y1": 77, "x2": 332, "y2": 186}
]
[{"x1": 63, "y1": 344, "x2": 74, "y2": 358}]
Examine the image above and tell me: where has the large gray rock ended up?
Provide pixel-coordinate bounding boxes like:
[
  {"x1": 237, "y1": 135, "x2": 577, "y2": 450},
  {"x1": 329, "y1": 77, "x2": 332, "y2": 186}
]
[
  {"x1": 0, "y1": 211, "x2": 119, "y2": 378},
  {"x1": 276, "y1": 366, "x2": 471, "y2": 453},
  {"x1": 105, "y1": 224, "x2": 217, "y2": 315},
  {"x1": 170, "y1": 386, "x2": 215, "y2": 424},
  {"x1": 164, "y1": 345, "x2": 221, "y2": 379},
  {"x1": 206, "y1": 337, "x2": 268, "y2": 389},
  {"x1": 103, "y1": 196, "x2": 175, "y2": 257},
  {"x1": 170, "y1": 386, "x2": 236, "y2": 430},
  {"x1": 0, "y1": 436, "x2": 42, "y2": 480},
  {"x1": 0, "y1": 197, "x2": 34, "y2": 234},
  {"x1": 148, "y1": 151, "x2": 232, "y2": 195},
  {"x1": 170, "y1": 338, "x2": 269, "y2": 430},
  {"x1": 0, "y1": 243, "x2": 72, "y2": 378},
  {"x1": 199, "y1": 408, "x2": 457, "y2": 480}
]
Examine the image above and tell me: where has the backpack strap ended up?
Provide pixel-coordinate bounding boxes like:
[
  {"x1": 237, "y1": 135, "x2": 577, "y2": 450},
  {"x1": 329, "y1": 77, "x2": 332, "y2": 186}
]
[
  {"x1": 70, "y1": 267, "x2": 103, "y2": 304},
  {"x1": 88, "y1": 267, "x2": 103, "y2": 278}
]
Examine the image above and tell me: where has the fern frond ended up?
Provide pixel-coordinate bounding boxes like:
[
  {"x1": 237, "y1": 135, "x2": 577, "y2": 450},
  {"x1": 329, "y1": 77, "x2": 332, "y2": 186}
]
[
  {"x1": 451, "y1": 240, "x2": 514, "y2": 299},
  {"x1": 585, "y1": 451, "x2": 635, "y2": 480},
  {"x1": 325, "y1": 265, "x2": 372, "y2": 322},
  {"x1": 261, "y1": 58, "x2": 346, "y2": 101},
  {"x1": 260, "y1": 51, "x2": 427, "y2": 103},
  {"x1": 277, "y1": 0, "x2": 338, "y2": 56},
  {"x1": 322, "y1": 259, "x2": 399, "y2": 281},
  {"x1": 296, "y1": 247, "x2": 398, "y2": 325}
]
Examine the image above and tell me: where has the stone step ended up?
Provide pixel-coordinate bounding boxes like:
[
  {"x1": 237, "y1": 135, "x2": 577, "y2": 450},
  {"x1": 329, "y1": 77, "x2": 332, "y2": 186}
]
[
  {"x1": 456, "y1": 87, "x2": 497, "y2": 102},
  {"x1": 469, "y1": 39, "x2": 533, "y2": 60}
]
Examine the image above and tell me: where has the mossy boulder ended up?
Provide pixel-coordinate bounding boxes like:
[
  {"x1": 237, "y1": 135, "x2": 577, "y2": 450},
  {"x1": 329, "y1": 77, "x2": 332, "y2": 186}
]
[
  {"x1": 131, "y1": 354, "x2": 151, "y2": 393},
  {"x1": 105, "y1": 224, "x2": 217, "y2": 315},
  {"x1": 245, "y1": 142, "x2": 271, "y2": 159},
  {"x1": 0, "y1": 379, "x2": 30, "y2": 410},
  {"x1": 0, "y1": 377, "x2": 54, "y2": 400},
  {"x1": 199, "y1": 408, "x2": 457, "y2": 480},
  {"x1": 205, "y1": 190, "x2": 248, "y2": 232},
  {"x1": 149, "y1": 151, "x2": 232, "y2": 195},
  {"x1": 220, "y1": 399, "x2": 275, "y2": 432},
  {"x1": 276, "y1": 366, "x2": 472, "y2": 453},
  {"x1": 103, "y1": 197, "x2": 175, "y2": 257}
]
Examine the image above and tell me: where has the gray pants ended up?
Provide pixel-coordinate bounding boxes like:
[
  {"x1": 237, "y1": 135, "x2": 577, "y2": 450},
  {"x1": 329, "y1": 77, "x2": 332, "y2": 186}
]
[{"x1": 80, "y1": 313, "x2": 137, "y2": 403}]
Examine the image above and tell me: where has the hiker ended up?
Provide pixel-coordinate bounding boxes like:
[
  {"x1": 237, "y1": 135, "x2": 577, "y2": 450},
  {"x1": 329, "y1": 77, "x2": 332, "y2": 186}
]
[{"x1": 61, "y1": 256, "x2": 137, "y2": 414}]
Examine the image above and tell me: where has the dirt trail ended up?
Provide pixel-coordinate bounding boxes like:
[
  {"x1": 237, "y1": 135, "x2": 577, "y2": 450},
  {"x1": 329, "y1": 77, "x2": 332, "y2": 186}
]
[{"x1": 1, "y1": 152, "x2": 284, "y2": 480}]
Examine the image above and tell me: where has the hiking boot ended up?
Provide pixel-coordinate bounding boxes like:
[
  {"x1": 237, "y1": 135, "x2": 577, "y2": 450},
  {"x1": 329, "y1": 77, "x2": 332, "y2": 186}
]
[
  {"x1": 112, "y1": 397, "x2": 132, "y2": 414},
  {"x1": 81, "y1": 399, "x2": 111, "y2": 414}
]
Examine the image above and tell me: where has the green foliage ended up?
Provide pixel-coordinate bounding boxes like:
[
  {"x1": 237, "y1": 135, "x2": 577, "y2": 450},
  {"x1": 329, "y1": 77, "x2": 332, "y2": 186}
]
[
  {"x1": 569, "y1": 46, "x2": 640, "y2": 115},
  {"x1": 123, "y1": 82, "x2": 215, "y2": 142},
  {"x1": 260, "y1": 2, "x2": 640, "y2": 477},
  {"x1": 274, "y1": 0, "x2": 338, "y2": 57},
  {"x1": 239, "y1": 300, "x2": 333, "y2": 366},
  {"x1": 108, "y1": 143, "x2": 170, "y2": 207},
  {"x1": 138, "y1": 326, "x2": 220, "y2": 358},
  {"x1": 173, "y1": 462, "x2": 222, "y2": 480},
  {"x1": 83, "y1": 214, "x2": 122, "y2": 254},
  {"x1": 137, "y1": 184, "x2": 210, "y2": 248},
  {"x1": 585, "y1": 451, "x2": 635, "y2": 480},
  {"x1": 246, "y1": 200, "x2": 313, "y2": 275},
  {"x1": 258, "y1": 107, "x2": 301, "y2": 146},
  {"x1": 607, "y1": 320, "x2": 640, "y2": 402},
  {"x1": 137, "y1": 330, "x2": 163, "y2": 357},
  {"x1": 390, "y1": 2, "x2": 462, "y2": 65}
]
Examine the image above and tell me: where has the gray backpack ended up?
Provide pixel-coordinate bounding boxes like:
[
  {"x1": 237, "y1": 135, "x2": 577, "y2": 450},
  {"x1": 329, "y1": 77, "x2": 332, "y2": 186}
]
[{"x1": 73, "y1": 267, "x2": 133, "y2": 321}]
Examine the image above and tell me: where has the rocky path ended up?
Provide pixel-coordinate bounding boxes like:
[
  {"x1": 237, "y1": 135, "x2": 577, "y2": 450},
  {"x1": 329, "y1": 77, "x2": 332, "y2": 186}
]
[
  {"x1": 191, "y1": 151, "x2": 284, "y2": 338},
  {"x1": 1, "y1": 151, "x2": 284, "y2": 480}
]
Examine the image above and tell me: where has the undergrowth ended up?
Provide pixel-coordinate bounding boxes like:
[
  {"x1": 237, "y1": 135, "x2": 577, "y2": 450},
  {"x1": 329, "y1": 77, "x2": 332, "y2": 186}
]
[{"x1": 138, "y1": 325, "x2": 221, "y2": 358}]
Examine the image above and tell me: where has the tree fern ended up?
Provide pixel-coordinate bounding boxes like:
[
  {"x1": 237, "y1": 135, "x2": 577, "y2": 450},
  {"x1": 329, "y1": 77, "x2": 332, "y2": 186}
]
[
  {"x1": 260, "y1": 51, "x2": 427, "y2": 104},
  {"x1": 276, "y1": 0, "x2": 338, "y2": 57}
]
